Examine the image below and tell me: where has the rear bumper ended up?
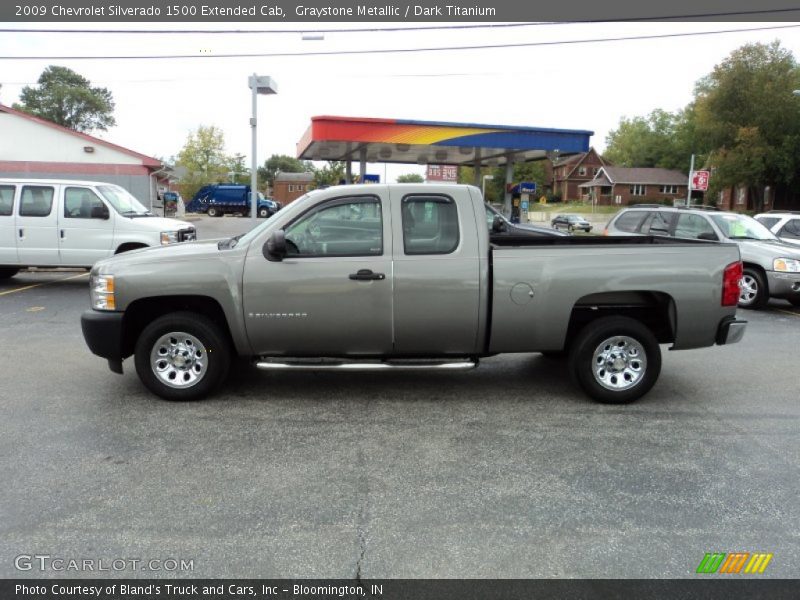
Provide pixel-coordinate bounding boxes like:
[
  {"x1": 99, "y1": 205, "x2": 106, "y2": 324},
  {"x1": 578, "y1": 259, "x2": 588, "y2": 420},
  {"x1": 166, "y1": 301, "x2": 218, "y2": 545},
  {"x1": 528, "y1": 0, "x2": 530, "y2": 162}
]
[
  {"x1": 716, "y1": 316, "x2": 747, "y2": 345},
  {"x1": 81, "y1": 310, "x2": 125, "y2": 372}
]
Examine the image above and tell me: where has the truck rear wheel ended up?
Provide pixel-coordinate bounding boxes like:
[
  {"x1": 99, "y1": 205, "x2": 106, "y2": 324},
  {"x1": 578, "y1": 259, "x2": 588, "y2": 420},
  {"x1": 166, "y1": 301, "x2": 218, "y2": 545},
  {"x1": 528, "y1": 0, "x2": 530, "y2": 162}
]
[
  {"x1": 134, "y1": 311, "x2": 230, "y2": 401},
  {"x1": 207, "y1": 206, "x2": 221, "y2": 217},
  {"x1": 568, "y1": 316, "x2": 661, "y2": 404}
]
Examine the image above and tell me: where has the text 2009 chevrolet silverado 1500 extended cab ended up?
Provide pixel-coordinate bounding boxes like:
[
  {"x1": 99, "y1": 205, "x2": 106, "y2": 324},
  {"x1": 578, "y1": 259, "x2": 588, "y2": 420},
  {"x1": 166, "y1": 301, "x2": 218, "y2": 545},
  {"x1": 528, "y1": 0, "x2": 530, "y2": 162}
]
[{"x1": 81, "y1": 184, "x2": 746, "y2": 404}]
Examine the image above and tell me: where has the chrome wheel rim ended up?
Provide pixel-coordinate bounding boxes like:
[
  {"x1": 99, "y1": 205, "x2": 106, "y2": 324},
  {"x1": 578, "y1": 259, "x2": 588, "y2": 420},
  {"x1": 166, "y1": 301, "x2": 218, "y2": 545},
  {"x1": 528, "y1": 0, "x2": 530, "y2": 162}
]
[
  {"x1": 150, "y1": 331, "x2": 208, "y2": 389},
  {"x1": 739, "y1": 275, "x2": 757, "y2": 305},
  {"x1": 592, "y1": 336, "x2": 647, "y2": 391}
]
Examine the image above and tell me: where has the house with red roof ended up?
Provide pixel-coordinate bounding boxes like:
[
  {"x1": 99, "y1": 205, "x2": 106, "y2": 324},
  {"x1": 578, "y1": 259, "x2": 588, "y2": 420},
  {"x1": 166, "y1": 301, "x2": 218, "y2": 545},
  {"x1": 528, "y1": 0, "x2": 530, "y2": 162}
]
[
  {"x1": 579, "y1": 166, "x2": 689, "y2": 206},
  {"x1": 0, "y1": 103, "x2": 166, "y2": 206}
]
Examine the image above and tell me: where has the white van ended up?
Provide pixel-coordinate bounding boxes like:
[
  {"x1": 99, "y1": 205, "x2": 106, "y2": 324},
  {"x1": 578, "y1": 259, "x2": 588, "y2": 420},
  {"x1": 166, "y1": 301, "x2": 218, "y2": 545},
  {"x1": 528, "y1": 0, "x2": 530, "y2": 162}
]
[{"x1": 0, "y1": 179, "x2": 196, "y2": 279}]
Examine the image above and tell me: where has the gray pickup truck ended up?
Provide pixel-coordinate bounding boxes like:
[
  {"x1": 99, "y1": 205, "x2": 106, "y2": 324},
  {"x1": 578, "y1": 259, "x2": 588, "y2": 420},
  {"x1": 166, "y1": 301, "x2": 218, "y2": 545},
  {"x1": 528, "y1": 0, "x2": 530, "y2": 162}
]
[{"x1": 81, "y1": 184, "x2": 746, "y2": 404}]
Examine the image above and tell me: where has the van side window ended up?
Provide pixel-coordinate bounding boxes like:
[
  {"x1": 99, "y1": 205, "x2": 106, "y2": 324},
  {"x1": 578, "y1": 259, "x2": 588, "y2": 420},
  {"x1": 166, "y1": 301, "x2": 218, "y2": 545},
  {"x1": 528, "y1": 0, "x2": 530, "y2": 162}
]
[
  {"x1": 613, "y1": 210, "x2": 648, "y2": 233},
  {"x1": 65, "y1": 187, "x2": 105, "y2": 219},
  {"x1": 640, "y1": 211, "x2": 674, "y2": 236},
  {"x1": 0, "y1": 185, "x2": 14, "y2": 216},
  {"x1": 284, "y1": 196, "x2": 383, "y2": 257},
  {"x1": 19, "y1": 186, "x2": 54, "y2": 217},
  {"x1": 674, "y1": 214, "x2": 717, "y2": 240},
  {"x1": 401, "y1": 195, "x2": 459, "y2": 255}
]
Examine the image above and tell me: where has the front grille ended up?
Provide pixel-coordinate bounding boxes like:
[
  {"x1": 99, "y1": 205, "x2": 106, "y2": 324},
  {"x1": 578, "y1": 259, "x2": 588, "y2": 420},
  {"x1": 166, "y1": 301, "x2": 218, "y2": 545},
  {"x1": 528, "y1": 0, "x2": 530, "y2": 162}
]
[{"x1": 179, "y1": 228, "x2": 197, "y2": 242}]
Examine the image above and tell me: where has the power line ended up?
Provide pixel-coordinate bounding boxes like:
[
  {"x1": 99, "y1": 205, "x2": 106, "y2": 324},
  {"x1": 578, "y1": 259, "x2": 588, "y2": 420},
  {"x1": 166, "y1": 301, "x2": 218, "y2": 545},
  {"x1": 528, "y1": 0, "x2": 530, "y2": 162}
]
[
  {"x1": 1, "y1": 8, "x2": 800, "y2": 34},
  {"x1": 1, "y1": 23, "x2": 799, "y2": 60}
]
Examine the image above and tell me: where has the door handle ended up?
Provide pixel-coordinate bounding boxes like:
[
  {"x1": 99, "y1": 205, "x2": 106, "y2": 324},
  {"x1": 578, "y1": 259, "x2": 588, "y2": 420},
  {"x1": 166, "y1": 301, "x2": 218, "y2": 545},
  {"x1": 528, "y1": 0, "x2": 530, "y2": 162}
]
[
  {"x1": 18, "y1": 228, "x2": 23, "y2": 239},
  {"x1": 60, "y1": 229, "x2": 65, "y2": 239},
  {"x1": 348, "y1": 269, "x2": 385, "y2": 281}
]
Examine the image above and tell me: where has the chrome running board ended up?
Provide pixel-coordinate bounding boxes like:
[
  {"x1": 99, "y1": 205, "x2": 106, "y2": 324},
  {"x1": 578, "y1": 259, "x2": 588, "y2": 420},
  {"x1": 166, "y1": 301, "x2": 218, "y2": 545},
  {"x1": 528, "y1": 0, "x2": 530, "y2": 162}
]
[{"x1": 255, "y1": 358, "x2": 478, "y2": 371}]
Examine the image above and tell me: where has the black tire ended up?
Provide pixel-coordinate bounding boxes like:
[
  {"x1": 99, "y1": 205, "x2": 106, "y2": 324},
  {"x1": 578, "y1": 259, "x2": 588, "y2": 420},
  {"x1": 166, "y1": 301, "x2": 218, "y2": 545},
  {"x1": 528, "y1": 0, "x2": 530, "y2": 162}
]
[
  {"x1": 134, "y1": 311, "x2": 231, "y2": 401},
  {"x1": 258, "y1": 207, "x2": 269, "y2": 218},
  {"x1": 788, "y1": 297, "x2": 800, "y2": 307},
  {"x1": 207, "y1": 206, "x2": 220, "y2": 217},
  {"x1": 738, "y1": 268, "x2": 768, "y2": 310},
  {"x1": 568, "y1": 316, "x2": 661, "y2": 404},
  {"x1": 0, "y1": 267, "x2": 20, "y2": 279},
  {"x1": 540, "y1": 350, "x2": 567, "y2": 360}
]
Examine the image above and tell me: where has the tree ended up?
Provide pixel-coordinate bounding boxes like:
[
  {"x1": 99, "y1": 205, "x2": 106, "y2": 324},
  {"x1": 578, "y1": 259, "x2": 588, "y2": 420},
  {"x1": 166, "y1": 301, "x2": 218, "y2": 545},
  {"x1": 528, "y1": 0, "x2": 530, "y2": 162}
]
[
  {"x1": 693, "y1": 41, "x2": 800, "y2": 211},
  {"x1": 312, "y1": 161, "x2": 346, "y2": 187},
  {"x1": 175, "y1": 125, "x2": 230, "y2": 200},
  {"x1": 604, "y1": 108, "x2": 697, "y2": 172},
  {"x1": 257, "y1": 154, "x2": 313, "y2": 189},
  {"x1": 226, "y1": 153, "x2": 249, "y2": 184},
  {"x1": 14, "y1": 65, "x2": 115, "y2": 132},
  {"x1": 396, "y1": 173, "x2": 424, "y2": 183}
]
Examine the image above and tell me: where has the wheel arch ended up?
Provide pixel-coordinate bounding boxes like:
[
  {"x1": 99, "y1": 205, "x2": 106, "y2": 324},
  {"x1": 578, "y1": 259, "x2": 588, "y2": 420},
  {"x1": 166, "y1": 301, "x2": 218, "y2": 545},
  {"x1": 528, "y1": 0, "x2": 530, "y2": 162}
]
[
  {"x1": 115, "y1": 242, "x2": 149, "y2": 254},
  {"x1": 121, "y1": 295, "x2": 237, "y2": 360}
]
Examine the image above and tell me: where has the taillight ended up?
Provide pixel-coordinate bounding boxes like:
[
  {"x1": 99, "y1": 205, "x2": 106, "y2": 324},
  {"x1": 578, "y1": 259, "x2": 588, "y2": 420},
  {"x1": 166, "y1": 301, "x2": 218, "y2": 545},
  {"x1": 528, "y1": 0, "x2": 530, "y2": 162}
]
[{"x1": 722, "y1": 261, "x2": 743, "y2": 306}]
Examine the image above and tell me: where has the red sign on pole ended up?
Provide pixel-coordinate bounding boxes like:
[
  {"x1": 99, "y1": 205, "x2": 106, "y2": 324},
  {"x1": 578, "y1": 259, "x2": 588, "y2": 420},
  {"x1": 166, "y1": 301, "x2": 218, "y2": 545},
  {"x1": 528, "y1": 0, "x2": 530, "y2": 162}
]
[{"x1": 691, "y1": 170, "x2": 710, "y2": 191}]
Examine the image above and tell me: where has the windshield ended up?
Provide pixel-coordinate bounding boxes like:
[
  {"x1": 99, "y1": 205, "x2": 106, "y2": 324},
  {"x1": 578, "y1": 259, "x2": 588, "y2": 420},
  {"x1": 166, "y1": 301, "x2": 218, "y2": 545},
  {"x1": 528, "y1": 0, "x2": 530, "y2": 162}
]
[
  {"x1": 710, "y1": 213, "x2": 778, "y2": 241},
  {"x1": 97, "y1": 185, "x2": 150, "y2": 216}
]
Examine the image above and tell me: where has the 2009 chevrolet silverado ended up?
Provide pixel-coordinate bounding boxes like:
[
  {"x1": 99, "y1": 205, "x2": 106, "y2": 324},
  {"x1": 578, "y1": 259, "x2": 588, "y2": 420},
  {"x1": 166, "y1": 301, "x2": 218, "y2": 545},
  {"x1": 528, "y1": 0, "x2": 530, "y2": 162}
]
[{"x1": 81, "y1": 184, "x2": 747, "y2": 404}]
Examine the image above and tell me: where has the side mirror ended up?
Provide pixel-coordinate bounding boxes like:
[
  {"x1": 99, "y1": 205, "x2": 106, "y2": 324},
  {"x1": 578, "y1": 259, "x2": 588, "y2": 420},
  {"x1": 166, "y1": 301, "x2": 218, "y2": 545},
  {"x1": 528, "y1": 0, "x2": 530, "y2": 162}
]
[
  {"x1": 492, "y1": 215, "x2": 507, "y2": 233},
  {"x1": 91, "y1": 204, "x2": 110, "y2": 220},
  {"x1": 263, "y1": 230, "x2": 287, "y2": 262},
  {"x1": 697, "y1": 232, "x2": 719, "y2": 241}
]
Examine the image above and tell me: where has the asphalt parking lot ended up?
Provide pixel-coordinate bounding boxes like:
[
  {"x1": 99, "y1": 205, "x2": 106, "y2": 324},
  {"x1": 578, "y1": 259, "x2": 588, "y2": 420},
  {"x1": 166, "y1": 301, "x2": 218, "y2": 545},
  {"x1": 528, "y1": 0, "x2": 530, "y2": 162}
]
[{"x1": 1, "y1": 216, "x2": 799, "y2": 579}]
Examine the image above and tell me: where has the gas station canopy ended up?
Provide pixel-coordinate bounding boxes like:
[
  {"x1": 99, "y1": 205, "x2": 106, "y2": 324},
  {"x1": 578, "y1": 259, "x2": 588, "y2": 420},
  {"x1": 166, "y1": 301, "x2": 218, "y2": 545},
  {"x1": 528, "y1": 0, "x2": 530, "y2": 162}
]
[{"x1": 297, "y1": 116, "x2": 593, "y2": 167}]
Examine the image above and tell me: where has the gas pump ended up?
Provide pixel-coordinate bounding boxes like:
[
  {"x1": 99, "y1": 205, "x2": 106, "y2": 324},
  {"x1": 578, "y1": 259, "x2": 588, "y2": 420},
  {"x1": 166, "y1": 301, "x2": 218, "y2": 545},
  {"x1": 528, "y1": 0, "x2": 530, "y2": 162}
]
[{"x1": 510, "y1": 182, "x2": 536, "y2": 224}]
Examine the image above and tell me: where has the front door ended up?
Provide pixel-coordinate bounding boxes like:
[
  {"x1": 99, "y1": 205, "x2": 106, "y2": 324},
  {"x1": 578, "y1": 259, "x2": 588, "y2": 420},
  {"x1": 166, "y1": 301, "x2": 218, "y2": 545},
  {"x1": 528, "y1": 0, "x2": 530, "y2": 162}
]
[
  {"x1": 59, "y1": 185, "x2": 115, "y2": 266},
  {"x1": 16, "y1": 184, "x2": 59, "y2": 265},
  {"x1": 0, "y1": 183, "x2": 18, "y2": 265},
  {"x1": 242, "y1": 193, "x2": 393, "y2": 356}
]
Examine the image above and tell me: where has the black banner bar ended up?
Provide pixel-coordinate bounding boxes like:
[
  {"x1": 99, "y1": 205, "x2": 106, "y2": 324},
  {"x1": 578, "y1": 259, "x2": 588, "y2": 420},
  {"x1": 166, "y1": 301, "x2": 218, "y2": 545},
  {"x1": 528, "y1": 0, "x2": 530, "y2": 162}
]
[
  {"x1": 2, "y1": 579, "x2": 800, "y2": 600},
  {"x1": 4, "y1": 0, "x2": 800, "y2": 22}
]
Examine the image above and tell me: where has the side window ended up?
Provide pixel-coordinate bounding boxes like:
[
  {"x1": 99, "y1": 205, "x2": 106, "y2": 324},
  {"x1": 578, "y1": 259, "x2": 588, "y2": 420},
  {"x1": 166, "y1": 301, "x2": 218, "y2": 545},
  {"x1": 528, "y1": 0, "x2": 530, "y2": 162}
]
[
  {"x1": 402, "y1": 195, "x2": 459, "y2": 255},
  {"x1": 64, "y1": 187, "x2": 105, "y2": 219},
  {"x1": 640, "y1": 211, "x2": 674, "y2": 235},
  {"x1": 0, "y1": 185, "x2": 15, "y2": 217},
  {"x1": 612, "y1": 210, "x2": 648, "y2": 233},
  {"x1": 779, "y1": 218, "x2": 800, "y2": 240},
  {"x1": 284, "y1": 196, "x2": 382, "y2": 257},
  {"x1": 19, "y1": 186, "x2": 54, "y2": 217},
  {"x1": 674, "y1": 213, "x2": 717, "y2": 240}
]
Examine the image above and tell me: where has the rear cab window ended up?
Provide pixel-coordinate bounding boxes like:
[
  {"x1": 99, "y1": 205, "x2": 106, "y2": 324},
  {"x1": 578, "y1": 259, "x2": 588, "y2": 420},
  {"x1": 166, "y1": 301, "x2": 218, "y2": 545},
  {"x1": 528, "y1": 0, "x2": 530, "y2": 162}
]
[
  {"x1": 612, "y1": 210, "x2": 649, "y2": 233},
  {"x1": 401, "y1": 194, "x2": 459, "y2": 255}
]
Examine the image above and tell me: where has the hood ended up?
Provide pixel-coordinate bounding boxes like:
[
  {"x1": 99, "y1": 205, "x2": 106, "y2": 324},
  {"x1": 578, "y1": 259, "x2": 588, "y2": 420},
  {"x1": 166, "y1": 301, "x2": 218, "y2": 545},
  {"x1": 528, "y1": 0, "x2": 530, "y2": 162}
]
[
  {"x1": 93, "y1": 239, "x2": 237, "y2": 272},
  {"x1": 739, "y1": 239, "x2": 800, "y2": 258},
  {"x1": 117, "y1": 215, "x2": 195, "y2": 231}
]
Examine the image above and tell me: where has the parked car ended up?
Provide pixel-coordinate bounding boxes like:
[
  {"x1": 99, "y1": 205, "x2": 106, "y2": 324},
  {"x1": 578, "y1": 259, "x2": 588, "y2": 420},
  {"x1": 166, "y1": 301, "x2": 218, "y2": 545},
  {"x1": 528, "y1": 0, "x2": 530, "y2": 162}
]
[
  {"x1": 82, "y1": 184, "x2": 745, "y2": 405},
  {"x1": 552, "y1": 214, "x2": 592, "y2": 232},
  {"x1": 754, "y1": 211, "x2": 800, "y2": 247},
  {"x1": 186, "y1": 184, "x2": 278, "y2": 218},
  {"x1": 485, "y1": 204, "x2": 569, "y2": 240},
  {"x1": 605, "y1": 205, "x2": 800, "y2": 308},
  {"x1": 0, "y1": 178, "x2": 196, "y2": 279}
]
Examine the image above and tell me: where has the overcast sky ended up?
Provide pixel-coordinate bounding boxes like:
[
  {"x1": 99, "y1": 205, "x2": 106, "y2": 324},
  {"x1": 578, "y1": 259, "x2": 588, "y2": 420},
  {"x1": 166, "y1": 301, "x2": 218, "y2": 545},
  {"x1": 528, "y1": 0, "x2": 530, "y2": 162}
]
[{"x1": 2, "y1": 21, "x2": 800, "y2": 181}]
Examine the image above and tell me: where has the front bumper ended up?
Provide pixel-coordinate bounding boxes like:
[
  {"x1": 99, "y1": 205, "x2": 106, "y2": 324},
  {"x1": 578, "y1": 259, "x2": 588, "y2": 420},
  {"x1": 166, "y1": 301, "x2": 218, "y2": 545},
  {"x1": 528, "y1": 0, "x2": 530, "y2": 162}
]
[
  {"x1": 716, "y1": 316, "x2": 747, "y2": 345},
  {"x1": 766, "y1": 271, "x2": 800, "y2": 300},
  {"x1": 81, "y1": 310, "x2": 124, "y2": 373}
]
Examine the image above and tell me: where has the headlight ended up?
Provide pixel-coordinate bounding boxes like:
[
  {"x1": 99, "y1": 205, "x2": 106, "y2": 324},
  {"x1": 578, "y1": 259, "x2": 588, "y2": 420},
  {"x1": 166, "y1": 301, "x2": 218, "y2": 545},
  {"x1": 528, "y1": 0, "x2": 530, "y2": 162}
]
[
  {"x1": 160, "y1": 230, "x2": 179, "y2": 245},
  {"x1": 90, "y1": 275, "x2": 115, "y2": 311},
  {"x1": 773, "y1": 258, "x2": 800, "y2": 272}
]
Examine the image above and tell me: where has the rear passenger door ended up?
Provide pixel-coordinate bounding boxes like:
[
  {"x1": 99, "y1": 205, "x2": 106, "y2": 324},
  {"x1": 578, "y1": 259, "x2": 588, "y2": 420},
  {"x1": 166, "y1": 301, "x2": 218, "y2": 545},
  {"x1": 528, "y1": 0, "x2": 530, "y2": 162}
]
[
  {"x1": 0, "y1": 183, "x2": 18, "y2": 265},
  {"x1": 16, "y1": 183, "x2": 59, "y2": 265},
  {"x1": 391, "y1": 191, "x2": 481, "y2": 355}
]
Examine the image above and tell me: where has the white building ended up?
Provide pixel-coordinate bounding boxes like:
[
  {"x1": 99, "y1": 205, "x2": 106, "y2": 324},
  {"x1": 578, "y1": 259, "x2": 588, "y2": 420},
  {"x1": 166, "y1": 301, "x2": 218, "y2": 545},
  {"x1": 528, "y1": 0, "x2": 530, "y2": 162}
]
[{"x1": 0, "y1": 103, "x2": 164, "y2": 206}]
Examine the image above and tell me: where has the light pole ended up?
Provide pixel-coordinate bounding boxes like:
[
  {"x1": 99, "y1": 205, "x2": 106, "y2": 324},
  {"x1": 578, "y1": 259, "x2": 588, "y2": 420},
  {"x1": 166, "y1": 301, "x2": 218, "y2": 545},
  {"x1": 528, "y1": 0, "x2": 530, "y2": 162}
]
[
  {"x1": 248, "y1": 74, "x2": 278, "y2": 226},
  {"x1": 482, "y1": 174, "x2": 494, "y2": 202}
]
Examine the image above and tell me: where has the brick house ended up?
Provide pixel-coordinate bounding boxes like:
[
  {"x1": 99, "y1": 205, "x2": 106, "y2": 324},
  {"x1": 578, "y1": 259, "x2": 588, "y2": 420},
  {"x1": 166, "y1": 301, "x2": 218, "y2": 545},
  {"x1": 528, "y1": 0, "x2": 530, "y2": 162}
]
[
  {"x1": 0, "y1": 103, "x2": 166, "y2": 207},
  {"x1": 272, "y1": 172, "x2": 314, "y2": 206},
  {"x1": 579, "y1": 166, "x2": 688, "y2": 206},
  {"x1": 548, "y1": 147, "x2": 609, "y2": 201}
]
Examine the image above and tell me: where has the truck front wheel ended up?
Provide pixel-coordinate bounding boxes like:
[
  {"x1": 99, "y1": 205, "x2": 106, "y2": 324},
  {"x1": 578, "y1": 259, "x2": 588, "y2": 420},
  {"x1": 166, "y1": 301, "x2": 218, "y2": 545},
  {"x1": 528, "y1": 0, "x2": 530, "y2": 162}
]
[
  {"x1": 568, "y1": 316, "x2": 661, "y2": 404},
  {"x1": 134, "y1": 311, "x2": 231, "y2": 401}
]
